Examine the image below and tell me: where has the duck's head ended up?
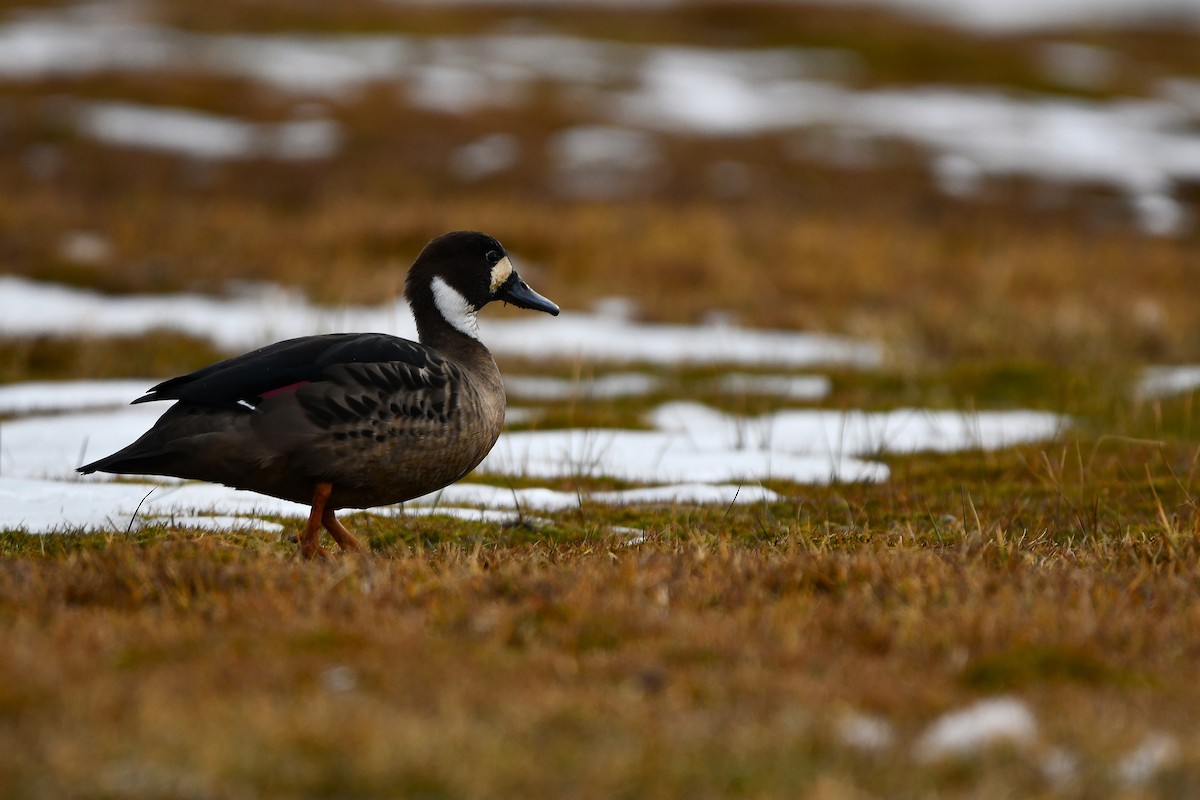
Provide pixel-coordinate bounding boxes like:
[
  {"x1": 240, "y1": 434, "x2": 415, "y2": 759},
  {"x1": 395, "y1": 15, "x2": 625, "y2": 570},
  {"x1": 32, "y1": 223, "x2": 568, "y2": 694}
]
[{"x1": 405, "y1": 231, "x2": 559, "y2": 341}]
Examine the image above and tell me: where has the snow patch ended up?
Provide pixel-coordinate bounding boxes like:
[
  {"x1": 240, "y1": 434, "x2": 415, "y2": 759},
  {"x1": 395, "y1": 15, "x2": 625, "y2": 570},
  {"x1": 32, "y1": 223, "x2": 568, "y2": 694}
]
[
  {"x1": 0, "y1": 276, "x2": 883, "y2": 368},
  {"x1": 0, "y1": 382, "x2": 1063, "y2": 533},
  {"x1": 547, "y1": 125, "x2": 665, "y2": 198},
  {"x1": 77, "y1": 101, "x2": 341, "y2": 161},
  {"x1": 505, "y1": 372, "x2": 661, "y2": 401},
  {"x1": 483, "y1": 401, "x2": 1062, "y2": 483},
  {"x1": 621, "y1": 76, "x2": 1200, "y2": 235},
  {"x1": 394, "y1": 506, "x2": 528, "y2": 525},
  {"x1": 1118, "y1": 733, "x2": 1179, "y2": 785},
  {"x1": 4, "y1": 10, "x2": 1195, "y2": 232},
  {"x1": 1134, "y1": 365, "x2": 1200, "y2": 399},
  {"x1": 914, "y1": 697, "x2": 1038, "y2": 761},
  {"x1": 448, "y1": 133, "x2": 520, "y2": 182},
  {"x1": 0, "y1": 396, "x2": 1062, "y2": 489},
  {"x1": 409, "y1": 482, "x2": 780, "y2": 512},
  {"x1": 835, "y1": 711, "x2": 896, "y2": 752},
  {"x1": 486, "y1": 312, "x2": 882, "y2": 368},
  {"x1": 0, "y1": 476, "x2": 306, "y2": 534},
  {"x1": 392, "y1": 0, "x2": 1200, "y2": 31},
  {"x1": 0, "y1": 379, "x2": 153, "y2": 415},
  {"x1": 717, "y1": 373, "x2": 831, "y2": 401}
]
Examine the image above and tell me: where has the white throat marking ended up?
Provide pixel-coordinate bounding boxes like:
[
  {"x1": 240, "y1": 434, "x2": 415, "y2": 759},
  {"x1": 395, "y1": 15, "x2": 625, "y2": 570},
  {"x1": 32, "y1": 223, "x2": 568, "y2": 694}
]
[{"x1": 431, "y1": 275, "x2": 480, "y2": 340}]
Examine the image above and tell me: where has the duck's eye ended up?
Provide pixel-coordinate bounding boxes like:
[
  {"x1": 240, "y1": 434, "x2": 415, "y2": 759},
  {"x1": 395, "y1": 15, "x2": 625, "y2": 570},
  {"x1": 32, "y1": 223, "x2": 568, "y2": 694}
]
[{"x1": 486, "y1": 250, "x2": 501, "y2": 266}]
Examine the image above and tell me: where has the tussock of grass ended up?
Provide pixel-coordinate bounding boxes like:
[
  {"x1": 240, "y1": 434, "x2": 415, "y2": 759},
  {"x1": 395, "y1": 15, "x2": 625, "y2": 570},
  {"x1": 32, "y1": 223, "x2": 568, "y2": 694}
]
[{"x1": 0, "y1": 333, "x2": 223, "y2": 384}]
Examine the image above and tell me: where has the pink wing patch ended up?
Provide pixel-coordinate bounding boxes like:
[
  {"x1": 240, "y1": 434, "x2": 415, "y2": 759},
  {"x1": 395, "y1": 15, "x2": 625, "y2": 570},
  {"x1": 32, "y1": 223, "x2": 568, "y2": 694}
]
[{"x1": 260, "y1": 380, "x2": 311, "y2": 400}]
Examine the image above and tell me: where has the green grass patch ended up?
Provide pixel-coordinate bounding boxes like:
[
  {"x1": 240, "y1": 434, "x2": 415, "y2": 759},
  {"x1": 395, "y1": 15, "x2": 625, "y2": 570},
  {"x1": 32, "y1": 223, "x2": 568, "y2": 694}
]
[{"x1": 962, "y1": 645, "x2": 1141, "y2": 690}]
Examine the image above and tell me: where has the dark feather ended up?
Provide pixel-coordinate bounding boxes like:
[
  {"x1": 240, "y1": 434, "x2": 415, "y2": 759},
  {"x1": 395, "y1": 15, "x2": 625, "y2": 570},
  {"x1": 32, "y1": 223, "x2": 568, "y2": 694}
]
[{"x1": 133, "y1": 333, "x2": 441, "y2": 411}]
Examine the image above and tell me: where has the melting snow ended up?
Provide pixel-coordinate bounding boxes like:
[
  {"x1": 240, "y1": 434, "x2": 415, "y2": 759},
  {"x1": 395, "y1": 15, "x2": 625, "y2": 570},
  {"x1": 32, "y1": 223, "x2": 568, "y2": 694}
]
[
  {"x1": 0, "y1": 476, "x2": 306, "y2": 534},
  {"x1": 1133, "y1": 365, "x2": 1200, "y2": 399},
  {"x1": 393, "y1": 0, "x2": 1200, "y2": 32},
  {"x1": 3, "y1": 10, "x2": 1198, "y2": 229},
  {"x1": 0, "y1": 276, "x2": 883, "y2": 368},
  {"x1": 619, "y1": 64, "x2": 1200, "y2": 233},
  {"x1": 547, "y1": 125, "x2": 666, "y2": 198},
  {"x1": 57, "y1": 230, "x2": 112, "y2": 265},
  {"x1": 394, "y1": 506, "x2": 529, "y2": 525},
  {"x1": 1117, "y1": 732, "x2": 1179, "y2": 785},
  {"x1": 0, "y1": 379, "x2": 154, "y2": 415},
  {"x1": 505, "y1": 370, "x2": 832, "y2": 403},
  {"x1": 2, "y1": 404, "x2": 169, "y2": 480},
  {"x1": 485, "y1": 428, "x2": 888, "y2": 483},
  {"x1": 415, "y1": 481, "x2": 780, "y2": 511},
  {"x1": 717, "y1": 373, "x2": 831, "y2": 401},
  {"x1": 0, "y1": 471, "x2": 776, "y2": 535},
  {"x1": 76, "y1": 101, "x2": 341, "y2": 161},
  {"x1": 448, "y1": 133, "x2": 521, "y2": 182},
  {"x1": 835, "y1": 711, "x2": 896, "y2": 752},
  {"x1": 851, "y1": 0, "x2": 1200, "y2": 32},
  {"x1": 486, "y1": 312, "x2": 882, "y2": 368},
  {"x1": 504, "y1": 372, "x2": 662, "y2": 401},
  {"x1": 914, "y1": 697, "x2": 1038, "y2": 761},
  {"x1": 483, "y1": 401, "x2": 1062, "y2": 483},
  {"x1": 1040, "y1": 747, "x2": 1080, "y2": 785},
  {"x1": 0, "y1": 379, "x2": 1064, "y2": 533}
]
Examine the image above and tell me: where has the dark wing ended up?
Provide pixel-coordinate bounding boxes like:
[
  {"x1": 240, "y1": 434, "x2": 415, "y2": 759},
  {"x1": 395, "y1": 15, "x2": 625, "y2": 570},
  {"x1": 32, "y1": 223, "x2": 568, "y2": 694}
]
[{"x1": 134, "y1": 332, "x2": 442, "y2": 411}]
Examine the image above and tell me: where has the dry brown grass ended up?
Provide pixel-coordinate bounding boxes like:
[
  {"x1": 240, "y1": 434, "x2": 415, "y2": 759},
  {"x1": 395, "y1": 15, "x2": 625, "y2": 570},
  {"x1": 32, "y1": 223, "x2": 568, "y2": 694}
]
[{"x1": 2, "y1": 515, "x2": 1200, "y2": 798}]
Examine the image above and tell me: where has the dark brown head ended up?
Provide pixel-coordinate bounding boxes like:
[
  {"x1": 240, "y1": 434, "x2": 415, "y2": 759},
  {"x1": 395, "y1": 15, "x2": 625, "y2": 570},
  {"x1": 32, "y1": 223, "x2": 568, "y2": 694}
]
[{"x1": 404, "y1": 231, "x2": 559, "y2": 343}]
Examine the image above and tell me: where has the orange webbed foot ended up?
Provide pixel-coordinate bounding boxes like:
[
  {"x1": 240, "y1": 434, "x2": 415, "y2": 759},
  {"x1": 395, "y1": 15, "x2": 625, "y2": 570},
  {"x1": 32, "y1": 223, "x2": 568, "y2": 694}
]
[
  {"x1": 322, "y1": 508, "x2": 367, "y2": 555},
  {"x1": 297, "y1": 482, "x2": 368, "y2": 559}
]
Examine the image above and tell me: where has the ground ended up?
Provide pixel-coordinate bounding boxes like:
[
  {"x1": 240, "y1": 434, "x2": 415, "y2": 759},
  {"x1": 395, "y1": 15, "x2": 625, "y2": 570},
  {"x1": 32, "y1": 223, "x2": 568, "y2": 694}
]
[{"x1": 2, "y1": 1, "x2": 1200, "y2": 797}]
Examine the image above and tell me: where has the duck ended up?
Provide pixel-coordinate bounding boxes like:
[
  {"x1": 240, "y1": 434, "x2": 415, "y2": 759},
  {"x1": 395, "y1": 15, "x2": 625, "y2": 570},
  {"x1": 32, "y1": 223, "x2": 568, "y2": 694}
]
[{"x1": 77, "y1": 231, "x2": 560, "y2": 558}]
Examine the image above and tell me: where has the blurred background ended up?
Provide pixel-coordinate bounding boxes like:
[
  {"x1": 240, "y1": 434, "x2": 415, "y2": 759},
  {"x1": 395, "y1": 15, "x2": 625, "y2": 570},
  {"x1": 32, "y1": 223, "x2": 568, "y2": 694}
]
[{"x1": 2, "y1": 0, "x2": 1199, "y2": 366}]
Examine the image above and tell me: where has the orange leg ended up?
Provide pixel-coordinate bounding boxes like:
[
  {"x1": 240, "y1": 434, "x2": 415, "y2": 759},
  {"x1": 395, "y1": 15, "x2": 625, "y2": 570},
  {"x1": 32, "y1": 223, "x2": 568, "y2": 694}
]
[
  {"x1": 322, "y1": 507, "x2": 366, "y2": 554},
  {"x1": 299, "y1": 482, "x2": 334, "y2": 560}
]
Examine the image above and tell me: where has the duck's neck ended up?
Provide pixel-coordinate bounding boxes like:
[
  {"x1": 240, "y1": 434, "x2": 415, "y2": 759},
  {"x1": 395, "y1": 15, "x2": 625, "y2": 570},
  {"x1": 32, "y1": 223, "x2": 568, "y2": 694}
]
[{"x1": 411, "y1": 286, "x2": 499, "y2": 374}]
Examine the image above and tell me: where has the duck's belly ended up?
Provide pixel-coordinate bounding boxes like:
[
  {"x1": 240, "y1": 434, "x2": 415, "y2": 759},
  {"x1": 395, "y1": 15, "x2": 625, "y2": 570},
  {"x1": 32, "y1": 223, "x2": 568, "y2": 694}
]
[
  {"x1": 212, "y1": 435, "x2": 496, "y2": 509},
  {"x1": 316, "y1": 426, "x2": 502, "y2": 509}
]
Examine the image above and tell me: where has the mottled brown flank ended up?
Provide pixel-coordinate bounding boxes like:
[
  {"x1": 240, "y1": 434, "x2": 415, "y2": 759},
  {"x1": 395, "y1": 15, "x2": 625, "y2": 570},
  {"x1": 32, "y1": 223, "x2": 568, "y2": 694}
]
[{"x1": 289, "y1": 355, "x2": 502, "y2": 510}]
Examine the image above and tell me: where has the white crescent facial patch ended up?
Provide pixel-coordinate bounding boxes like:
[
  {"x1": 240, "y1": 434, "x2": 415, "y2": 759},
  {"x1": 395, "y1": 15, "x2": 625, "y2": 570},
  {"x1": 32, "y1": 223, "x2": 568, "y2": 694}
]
[
  {"x1": 431, "y1": 275, "x2": 481, "y2": 340},
  {"x1": 490, "y1": 256, "x2": 514, "y2": 294}
]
